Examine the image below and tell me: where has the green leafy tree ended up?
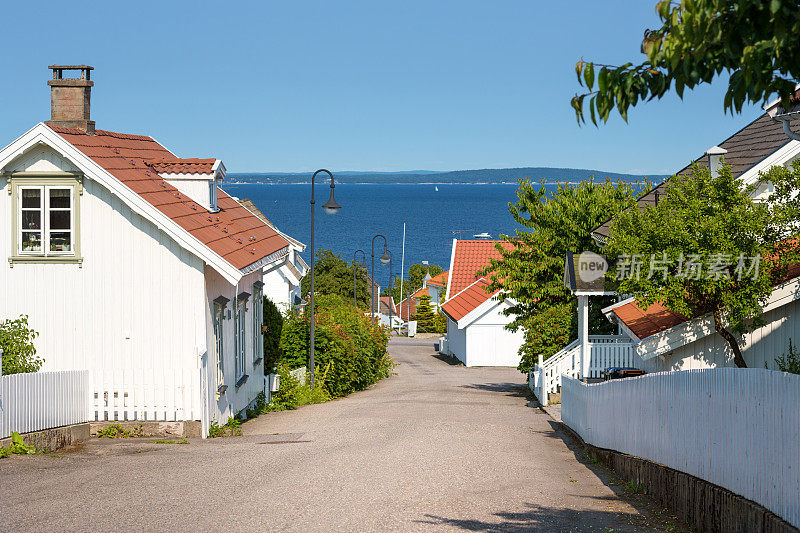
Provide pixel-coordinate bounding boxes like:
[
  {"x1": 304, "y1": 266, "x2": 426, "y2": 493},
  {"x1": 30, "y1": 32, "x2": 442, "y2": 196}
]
[
  {"x1": 432, "y1": 311, "x2": 447, "y2": 334},
  {"x1": 1, "y1": 315, "x2": 42, "y2": 375},
  {"x1": 483, "y1": 179, "x2": 639, "y2": 372},
  {"x1": 606, "y1": 163, "x2": 800, "y2": 368},
  {"x1": 572, "y1": 1, "x2": 800, "y2": 124},
  {"x1": 262, "y1": 296, "x2": 284, "y2": 374},
  {"x1": 413, "y1": 294, "x2": 436, "y2": 332},
  {"x1": 301, "y1": 249, "x2": 372, "y2": 308}
]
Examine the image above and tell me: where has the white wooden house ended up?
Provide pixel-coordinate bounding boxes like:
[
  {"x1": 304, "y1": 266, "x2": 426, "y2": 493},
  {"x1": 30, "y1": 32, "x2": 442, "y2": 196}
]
[
  {"x1": 440, "y1": 239, "x2": 523, "y2": 367},
  {"x1": 535, "y1": 91, "x2": 800, "y2": 397},
  {"x1": 0, "y1": 65, "x2": 298, "y2": 436}
]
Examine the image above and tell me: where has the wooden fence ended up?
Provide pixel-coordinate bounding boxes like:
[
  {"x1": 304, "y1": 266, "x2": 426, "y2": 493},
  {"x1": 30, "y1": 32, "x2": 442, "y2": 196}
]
[
  {"x1": 562, "y1": 369, "x2": 800, "y2": 527},
  {"x1": 1, "y1": 370, "x2": 90, "y2": 439}
]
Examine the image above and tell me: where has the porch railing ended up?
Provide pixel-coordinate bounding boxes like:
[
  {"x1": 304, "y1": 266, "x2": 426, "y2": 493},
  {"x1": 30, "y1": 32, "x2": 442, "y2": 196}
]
[{"x1": 530, "y1": 335, "x2": 637, "y2": 406}]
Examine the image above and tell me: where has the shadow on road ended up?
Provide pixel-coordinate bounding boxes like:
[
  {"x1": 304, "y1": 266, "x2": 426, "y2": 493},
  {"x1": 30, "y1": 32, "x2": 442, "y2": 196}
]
[
  {"x1": 459, "y1": 382, "x2": 531, "y2": 398},
  {"x1": 417, "y1": 502, "x2": 646, "y2": 532}
]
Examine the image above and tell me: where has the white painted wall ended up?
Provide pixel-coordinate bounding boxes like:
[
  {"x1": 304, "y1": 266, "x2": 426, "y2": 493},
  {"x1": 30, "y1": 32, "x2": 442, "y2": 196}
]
[
  {"x1": 1, "y1": 146, "x2": 265, "y2": 428},
  {"x1": 203, "y1": 267, "x2": 265, "y2": 422},
  {"x1": 163, "y1": 177, "x2": 214, "y2": 211},
  {"x1": 641, "y1": 298, "x2": 800, "y2": 372},
  {"x1": 446, "y1": 300, "x2": 523, "y2": 367}
]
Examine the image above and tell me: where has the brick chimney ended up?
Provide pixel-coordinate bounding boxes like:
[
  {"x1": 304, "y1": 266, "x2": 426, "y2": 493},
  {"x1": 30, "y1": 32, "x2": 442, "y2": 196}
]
[{"x1": 46, "y1": 65, "x2": 95, "y2": 134}]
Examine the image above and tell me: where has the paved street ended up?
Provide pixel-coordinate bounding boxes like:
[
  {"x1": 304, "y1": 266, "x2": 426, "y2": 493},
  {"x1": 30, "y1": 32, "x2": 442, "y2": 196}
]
[{"x1": 0, "y1": 337, "x2": 671, "y2": 532}]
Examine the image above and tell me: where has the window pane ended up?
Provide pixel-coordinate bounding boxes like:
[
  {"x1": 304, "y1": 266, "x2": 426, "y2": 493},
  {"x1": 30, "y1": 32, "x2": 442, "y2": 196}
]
[
  {"x1": 21, "y1": 232, "x2": 42, "y2": 251},
  {"x1": 22, "y1": 189, "x2": 41, "y2": 208},
  {"x1": 50, "y1": 211, "x2": 71, "y2": 230},
  {"x1": 50, "y1": 232, "x2": 72, "y2": 252},
  {"x1": 49, "y1": 189, "x2": 71, "y2": 209},
  {"x1": 22, "y1": 211, "x2": 41, "y2": 229}
]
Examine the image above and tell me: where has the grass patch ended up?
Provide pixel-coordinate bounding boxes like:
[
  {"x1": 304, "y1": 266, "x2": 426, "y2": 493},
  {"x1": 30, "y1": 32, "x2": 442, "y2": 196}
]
[
  {"x1": 147, "y1": 439, "x2": 188, "y2": 444},
  {"x1": 97, "y1": 423, "x2": 144, "y2": 439},
  {"x1": 208, "y1": 417, "x2": 242, "y2": 438},
  {"x1": 622, "y1": 480, "x2": 647, "y2": 494}
]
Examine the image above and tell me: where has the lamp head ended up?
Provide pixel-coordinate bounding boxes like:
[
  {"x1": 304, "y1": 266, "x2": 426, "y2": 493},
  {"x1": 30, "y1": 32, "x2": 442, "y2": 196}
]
[
  {"x1": 380, "y1": 250, "x2": 390, "y2": 266},
  {"x1": 322, "y1": 188, "x2": 341, "y2": 215}
]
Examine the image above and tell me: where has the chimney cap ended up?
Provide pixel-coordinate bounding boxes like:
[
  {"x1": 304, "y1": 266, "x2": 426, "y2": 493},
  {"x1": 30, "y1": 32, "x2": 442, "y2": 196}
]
[
  {"x1": 48, "y1": 64, "x2": 94, "y2": 70},
  {"x1": 705, "y1": 145, "x2": 728, "y2": 156}
]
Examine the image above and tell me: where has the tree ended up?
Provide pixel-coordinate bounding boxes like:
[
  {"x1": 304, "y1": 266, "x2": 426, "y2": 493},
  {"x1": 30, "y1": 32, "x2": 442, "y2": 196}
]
[
  {"x1": 1, "y1": 315, "x2": 42, "y2": 375},
  {"x1": 262, "y1": 296, "x2": 284, "y2": 374},
  {"x1": 301, "y1": 249, "x2": 372, "y2": 308},
  {"x1": 571, "y1": 1, "x2": 800, "y2": 124},
  {"x1": 606, "y1": 162, "x2": 800, "y2": 368},
  {"x1": 483, "y1": 179, "x2": 639, "y2": 372},
  {"x1": 413, "y1": 295, "x2": 436, "y2": 332}
]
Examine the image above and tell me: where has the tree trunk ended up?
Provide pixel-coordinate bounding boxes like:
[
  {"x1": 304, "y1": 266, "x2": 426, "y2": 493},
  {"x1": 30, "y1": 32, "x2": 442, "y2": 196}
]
[{"x1": 713, "y1": 309, "x2": 747, "y2": 368}]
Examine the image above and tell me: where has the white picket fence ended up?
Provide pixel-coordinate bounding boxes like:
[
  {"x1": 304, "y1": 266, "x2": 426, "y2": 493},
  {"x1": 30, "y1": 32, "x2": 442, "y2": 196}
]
[
  {"x1": 0, "y1": 370, "x2": 90, "y2": 439},
  {"x1": 91, "y1": 368, "x2": 202, "y2": 422},
  {"x1": 530, "y1": 335, "x2": 636, "y2": 405},
  {"x1": 562, "y1": 369, "x2": 800, "y2": 527}
]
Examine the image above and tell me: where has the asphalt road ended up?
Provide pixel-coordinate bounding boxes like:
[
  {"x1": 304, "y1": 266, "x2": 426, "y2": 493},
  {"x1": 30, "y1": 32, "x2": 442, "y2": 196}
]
[{"x1": 0, "y1": 337, "x2": 671, "y2": 532}]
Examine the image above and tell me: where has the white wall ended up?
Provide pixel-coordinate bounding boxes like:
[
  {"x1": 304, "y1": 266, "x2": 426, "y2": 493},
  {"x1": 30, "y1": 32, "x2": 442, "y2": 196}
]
[
  {"x1": 1, "y1": 150, "x2": 207, "y2": 399},
  {"x1": 446, "y1": 317, "x2": 466, "y2": 363},
  {"x1": 203, "y1": 267, "x2": 265, "y2": 422},
  {"x1": 463, "y1": 301, "x2": 523, "y2": 367},
  {"x1": 641, "y1": 299, "x2": 800, "y2": 372}
]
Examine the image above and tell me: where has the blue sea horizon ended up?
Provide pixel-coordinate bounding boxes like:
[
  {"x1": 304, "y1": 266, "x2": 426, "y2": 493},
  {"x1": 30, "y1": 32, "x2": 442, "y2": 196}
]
[{"x1": 221, "y1": 183, "x2": 531, "y2": 285}]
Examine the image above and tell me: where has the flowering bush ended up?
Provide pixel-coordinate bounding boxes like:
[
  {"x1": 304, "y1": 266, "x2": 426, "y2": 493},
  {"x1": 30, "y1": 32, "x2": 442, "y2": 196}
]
[{"x1": 279, "y1": 294, "x2": 393, "y2": 398}]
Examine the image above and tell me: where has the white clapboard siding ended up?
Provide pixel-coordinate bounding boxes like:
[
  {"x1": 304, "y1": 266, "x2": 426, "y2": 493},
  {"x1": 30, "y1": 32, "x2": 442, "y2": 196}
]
[
  {"x1": 1, "y1": 370, "x2": 90, "y2": 439},
  {"x1": 562, "y1": 369, "x2": 800, "y2": 527},
  {"x1": 92, "y1": 368, "x2": 201, "y2": 422}
]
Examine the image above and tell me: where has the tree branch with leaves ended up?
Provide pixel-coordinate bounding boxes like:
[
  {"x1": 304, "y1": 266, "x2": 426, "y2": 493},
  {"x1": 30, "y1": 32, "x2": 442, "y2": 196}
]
[{"x1": 572, "y1": 0, "x2": 800, "y2": 125}]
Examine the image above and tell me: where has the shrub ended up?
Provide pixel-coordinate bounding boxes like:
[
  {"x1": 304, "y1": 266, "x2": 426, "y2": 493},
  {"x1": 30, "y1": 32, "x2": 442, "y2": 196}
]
[
  {"x1": 0, "y1": 432, "x2": 37, "y2": 458},
  {"x1": 279, "y1": 294, "x2": 393, "y2": 398},
  {"x1": 432, "y1": 311, "x2": 447, "y2": 334},
  {"x1": 262, "y1": 296, "x2": 284, "y2": 374},
  {"x1": 208, "y1": 417, "x2": 242, "y2": 438},
  {"x1": 775, "y1": 339, "x2": 800, "y2": 375},
  {"x1": 264, "y1": 363, "x2": 330, "y2": 412},
  {"x1": 1, "y1": 315, "x2": 42, "y2": 375}
]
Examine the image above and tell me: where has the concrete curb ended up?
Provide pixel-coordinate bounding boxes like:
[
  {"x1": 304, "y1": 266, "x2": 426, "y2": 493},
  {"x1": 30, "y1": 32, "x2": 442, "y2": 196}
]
[
  {"x1": 549, "y1": 414, "x2": 798, "y2": 533},
  {"x1": 90, "y1": 420, "x2": 202, "y2": 438},
  {"x1": 0, "y1": 423, "x2": 90, "y2": 452}
]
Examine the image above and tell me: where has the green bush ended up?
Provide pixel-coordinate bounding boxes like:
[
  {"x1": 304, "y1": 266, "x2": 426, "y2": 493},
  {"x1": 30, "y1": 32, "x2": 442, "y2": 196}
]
[
  {"x1": 279, "y1": 294, "x2": 393, "y2": 398},
  {"x1": 432, "y1": 311, "x2": 447, "y2": 334},
  {"x1": 776, "y1": 339, "x2": 800, "y2": 374},
  {"x1": 262, "y1": 296, "x2": 284, "y2": 374},
  {"x1": 1, "y1": 315, "x2": 42, "y2": 375},
  {"x1": 413, "y1": 295, "x2": 436, "y2": 333},
  {"x1": 0, "y1": 432, "x2": 37, "y2": 458},
  {"x1": 264, "y1": 363, "x2": 330, "y2": 412}
]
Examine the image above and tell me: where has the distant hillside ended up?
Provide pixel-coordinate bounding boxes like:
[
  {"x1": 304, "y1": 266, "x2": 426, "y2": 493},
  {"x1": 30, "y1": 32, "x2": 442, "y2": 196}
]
[{"x1": 227, "y1": 167, "x2": 668, "y2": 185}]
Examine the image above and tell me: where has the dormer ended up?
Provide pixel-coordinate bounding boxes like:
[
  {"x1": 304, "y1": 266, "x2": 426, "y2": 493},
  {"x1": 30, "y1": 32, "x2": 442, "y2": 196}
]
[{"x1": 150, "y1": 159, "x2": 226, "y2": 212}]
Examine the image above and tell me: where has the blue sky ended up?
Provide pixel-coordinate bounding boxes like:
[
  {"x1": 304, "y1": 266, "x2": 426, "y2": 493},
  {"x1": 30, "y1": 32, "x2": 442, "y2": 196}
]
[{"x1": 1, "y1": 1, "x2": 763, "y2": 175}]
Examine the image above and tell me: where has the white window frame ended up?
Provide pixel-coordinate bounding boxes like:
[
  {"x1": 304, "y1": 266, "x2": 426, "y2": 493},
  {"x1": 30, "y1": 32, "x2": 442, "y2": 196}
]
[
  {"x1": 8, "y1": 174, "x2": 83, "y2": 265},
  {"x1": 234, "y1": 295, "x2": 248, "y2": 384},
  {"x1": 213, "y1": 302, "x2": 226, "y2": 390},
  {"x1": 252, "y1": 283, "x2": 264, "y2": 367}
]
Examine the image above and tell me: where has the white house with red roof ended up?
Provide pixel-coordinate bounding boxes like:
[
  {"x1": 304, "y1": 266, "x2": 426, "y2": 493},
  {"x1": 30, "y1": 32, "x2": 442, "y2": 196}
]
[
  {"x1": 440, "y1": 239, "x2": 523, "y2": 367},
  {"x1": 0, "y1": 65, "x2": 301, "y2": 436},
  {"x1": 589, "y1": 93, "x2": 800, "y2": 374}
]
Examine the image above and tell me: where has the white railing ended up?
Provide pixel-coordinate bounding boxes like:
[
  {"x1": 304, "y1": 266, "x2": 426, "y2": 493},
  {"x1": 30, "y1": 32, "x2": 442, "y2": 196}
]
[
  {"x1": 1, "y1": 370, "x2": 90, "y2": 439},
  {"x1": 91, "y1": 368, "x2": 201, "y2": 422},
  {"x1": 530, "y1": 336, "x2": 637, "y2": 405},
  {"x1": 562, "y1": 369, "x2": 800, "y2": 528}
]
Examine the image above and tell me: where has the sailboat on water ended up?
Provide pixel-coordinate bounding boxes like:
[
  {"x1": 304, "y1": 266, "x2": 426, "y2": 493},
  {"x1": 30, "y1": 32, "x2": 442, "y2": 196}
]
[{"x1": 435, "y1": 186, "x2": 439, "y2": 192}]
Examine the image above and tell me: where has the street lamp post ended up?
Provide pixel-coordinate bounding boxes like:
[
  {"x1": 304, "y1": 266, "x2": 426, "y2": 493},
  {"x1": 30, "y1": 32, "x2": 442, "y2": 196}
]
[
  {"x1": 371, "y1": 234, "x2": 390, "y2": 322},
  {"x1": 309, "y1": 169, "x2": 341, "y2": 387},
  {"x1": 386, "y1": 249, "x2": 394, "y2": 331},
  {"x1": 353, "y1": 249, "x2": 366, "y2": 308}
]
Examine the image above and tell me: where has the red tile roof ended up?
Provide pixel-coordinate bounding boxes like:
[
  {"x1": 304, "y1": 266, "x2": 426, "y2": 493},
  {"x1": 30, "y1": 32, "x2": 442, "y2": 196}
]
[
  {"x1": 441, "y1": 278, "x2": 499, "y2": 322},
  {"x1": 610, "y1": 301, "x2": 687, "y2": 340},
  {"x1": 412, "y1": 286, "x2": 429, "y2": 298},
  {"x1": 426, "y1": 270, "x2": 449, "y2": 287},
  {"x1": 611, "y1": 262, "x2": 800, "y2": 340},
  {"x1": 149, "y1": 158, "x2": 217, "y2": 174},
  {"x1": 48, "y1": 125, "x2": 289, "y2": 271},
  {"x1": 448, "y1": 240, "x2": 513, "y2": 296}
]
